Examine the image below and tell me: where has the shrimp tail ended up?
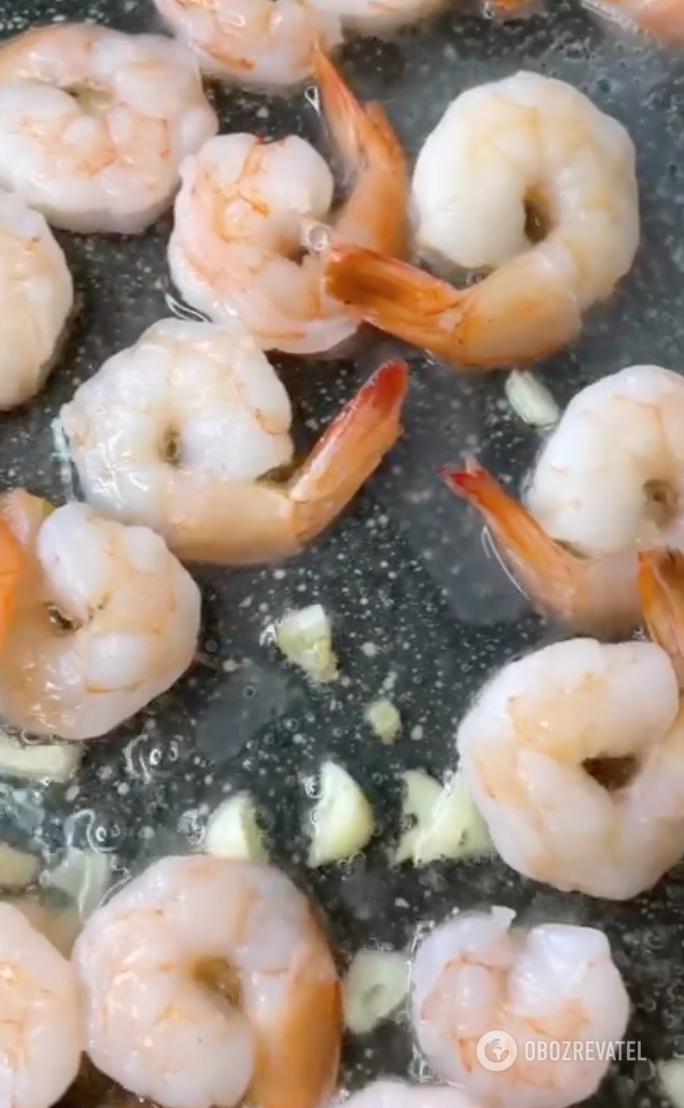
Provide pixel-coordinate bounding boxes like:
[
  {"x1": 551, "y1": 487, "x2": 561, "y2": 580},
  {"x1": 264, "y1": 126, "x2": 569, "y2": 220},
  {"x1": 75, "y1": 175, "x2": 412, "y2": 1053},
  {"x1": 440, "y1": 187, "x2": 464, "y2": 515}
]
[
  {"x1": 313, "y1": 48, "x2": 404, "y2": 176},
  {"x1": 0, "y1": 517, "x2": 21, "y2": 649},
  {"x1": 322, "y1": 241, "x2": 464, "y2": 361},
  {"x1": 439, "y1": 457, "x2": 585, "y2": 618},
  {"x1": 638, "y1": 549, "x2": 684, "y2": 683},
  {"x1": 290, "y1": 359, "x2": 408, "y2": 543}
]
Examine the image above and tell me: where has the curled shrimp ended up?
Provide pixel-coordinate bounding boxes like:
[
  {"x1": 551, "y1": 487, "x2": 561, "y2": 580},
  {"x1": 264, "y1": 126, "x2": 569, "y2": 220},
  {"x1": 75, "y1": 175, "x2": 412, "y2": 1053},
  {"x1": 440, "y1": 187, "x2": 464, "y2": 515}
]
[
  {"x1": 60, "y1": 318, "x2": 407, "y2": 565},
  {"x1": 411, "y1": 908, "x2": 630, "y2": 1108},
  {"x1": 0, "y1": 23, "x2": 217, "y2": 233},
  {"x1": 168, "y1": 50, "x2": 409, "y2": 354},
  {"x1": 320, "y1": 71, "x2": 638, "y2": 368},
  {"x1": 442, "y1": 364, "x2": 684, "y2": 631},
  {"x1": 0, "y1": 189, "x2": 73, "y2": 409},
  {"x1": 0, "y1": 493, "x2": 201, "y2": 740},
  {"x1": 334, "y1": 1082, "x2": 483, "y2": 1108},
  {"x1": 456, "y1": 547, "x2": 684, "y2": 899},
  {"x1": 152, "y1": 0, "x2": 342, "y2": 89},
  {"x1": 0, "y1": 901, "x2": 83, "y2": 1108},
  {"x1": 72, "y1": 854, "x2": 341, "y2": 1108}
]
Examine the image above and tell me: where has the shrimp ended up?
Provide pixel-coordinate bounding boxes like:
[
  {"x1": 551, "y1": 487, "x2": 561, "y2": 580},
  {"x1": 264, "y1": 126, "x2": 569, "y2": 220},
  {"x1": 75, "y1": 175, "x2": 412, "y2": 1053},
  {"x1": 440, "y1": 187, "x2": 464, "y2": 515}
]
[
  {"x1": 0, "y1": 23, "x2": 217, "y2": 234},
  {"x1": 442, "y1": 365, "x2": 684, "y2": 631},
  {"x1": 320, "y1": 72, "x2": 639, "y2": 368},
  {"x1": 0, "y1": 189, "x2": 73, "y2": 409},
  {"x1": 333, "y1": 1081, "x2": 484, "y2": 1108},
  {"x1": 168, "y1": 49, "x2": 409, "y2": 355},
  {"x1": 0, "y1": 901, "x2": 83, "y2": 1108},
  {"x1": 152, "y1": 0, "x2": 342, "y2": 89},
  {"x1": 456, "y1": 546, "x2": 684, "y2": 898},
  {"x1": 0, "y1": 493, "x2": 201, "y2": 740},
  {"x1": 60, "y1": 319, "x2": 408, "y2": 565},
  {"x1": 72, "y1": 854, "x2": 342, "y2": 1108},
  {"x1": 411, "y1": 908, "x2": 630, "y2": 1108}
]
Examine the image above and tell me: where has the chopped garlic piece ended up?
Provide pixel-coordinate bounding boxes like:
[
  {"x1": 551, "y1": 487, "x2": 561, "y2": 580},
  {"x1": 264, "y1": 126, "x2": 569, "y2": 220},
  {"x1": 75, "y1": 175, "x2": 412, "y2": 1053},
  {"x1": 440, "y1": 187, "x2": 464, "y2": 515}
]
[
  {"x1": 343, "y1": 949, "x2": 409, "y2": 1034},
  {"x1": 0, "y1": 843, "x2": 39, "y2": 889},
  {"x1": 8, "y1": 897, "x2": 81, "y2": 957},
  {"x1": 365, "y1": 698, "x2": 402, "y2": 744},
  {"x1": 505, "y1": 369, "x2": 560, "y2": 429},
  {"x1": 659, "y1": 1059, "x2": 684, "y2": 1108},
  {"x1": 395, "y1": 769, "x2": 492, "y2": 865},
  {"x1": 43, "y1": 847, "x2": 113, "y2": 921},
  {"x1": 307, "y1": 762, "x2": 374, "y2": 868},
  {"x1": 204, "y1": 793, "x2": 268, "y2": 862},
  {"x1": 274, "y1": 604, "x2": 338, "y2": 683},
  {"x1": 0, "y1": 733, "x2": 82, "y2": 783}
]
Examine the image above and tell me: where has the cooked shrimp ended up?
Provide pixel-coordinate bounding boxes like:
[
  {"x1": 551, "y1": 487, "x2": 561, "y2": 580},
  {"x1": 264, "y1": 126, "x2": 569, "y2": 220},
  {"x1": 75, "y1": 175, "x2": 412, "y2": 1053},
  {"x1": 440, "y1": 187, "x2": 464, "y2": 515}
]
[
  {"x1": 152, "y1": 0, "x2": 342, "y2": 89},
  {"x1": 0, "y1": 901, "x2": 83, "y2": 1108},
  {"x1": 0, "y1": 189, "x2": 73, "y2": 408},
  {"x1": 334, "y1": 1081, "x2": 483, "y2": 1108},
  {"x1": 0, "y1": 493, "x2": 201, "y2": 740},
  {"x1": 411, "y1": 908, "x2": 630, "y2": 1108},
  {"x1": 442, "y1": 365, "x2": 684, "y2": 630},
  {"x1": 320, "y1": 71, "x2": 638, "y2": 368},
  {"x1": 168, "y1": 50, "x2": 408, "y2": 354},
  {"x1": 72, "y1": 854, "x2": 341, "y2": 1108},
  {"x1": 0, "y1": 23, "x2": 217, "y2": 234},
  {"x1": 61, "y1": 319, "x2": 407, "y2": 565},
  {"x1": 0, "y1": 516, "x2": 21, "y2": 650},
  {"x1": 456, "y1": 547, "x2": 684, "y2": 898}
]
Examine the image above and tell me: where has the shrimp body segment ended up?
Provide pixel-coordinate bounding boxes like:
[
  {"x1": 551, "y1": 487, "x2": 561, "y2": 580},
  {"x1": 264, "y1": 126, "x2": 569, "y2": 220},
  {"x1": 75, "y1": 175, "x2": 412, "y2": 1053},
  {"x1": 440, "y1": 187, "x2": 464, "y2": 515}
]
[
  {"x1": 153, "y1": 0, "x2": 343, "y2": 89},
  {"x1": 61, "y1": 319, "x2": 408, "y2": 565},
  {"x1": 456, "y1": 636, "x2": 684, "y2": 899},
  {"x1": 0, "y1": 901, "x2": 83, "y2": 1108},
  {"x1": 411, "y1": 909, "x2": 630, "y2": 1108},
  {"x1": 0, "y1": 24, "x2": 218, "y2": 233},
  {"x1": 168, "y1": 51, "x2": 408, "y2": 354},
  {"x1": 322, "y1": 72, "x2": 638, "y2": 368},
  {"x1": 0, "y1": 495, "x2": 201, "y2": 740},
  {"x1": 0, "y1": 189, "x2": 73, "y2": 409},
  {"x1": 73, "y1": 855, "x2": 342, "y2": 1108}
]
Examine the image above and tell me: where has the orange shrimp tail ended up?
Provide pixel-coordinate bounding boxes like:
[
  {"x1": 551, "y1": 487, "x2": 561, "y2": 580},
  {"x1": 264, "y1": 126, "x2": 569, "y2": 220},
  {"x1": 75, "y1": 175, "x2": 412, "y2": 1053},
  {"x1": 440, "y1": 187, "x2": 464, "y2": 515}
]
[
  {"x1": 313, "y1": 47, "x2": 405, "y2": 175},
  {"x1": 322, "y1": 242, "x2": 464, "y2": 360},
  {"x1": 290, "y1": 359, "x2": 408, "y2": 543},
  {"x1": 638, "y1": 549, "x2": 684, "y2": 683},
  {"x1": 0, "y1": 517, "x2": 21, "y2": 649},
  {"x1": 439, "y1": 457, "x2": 581, "y2": 617},
  {"x1": 313, "y1": 49, "x2": 409, "y2": 259}
]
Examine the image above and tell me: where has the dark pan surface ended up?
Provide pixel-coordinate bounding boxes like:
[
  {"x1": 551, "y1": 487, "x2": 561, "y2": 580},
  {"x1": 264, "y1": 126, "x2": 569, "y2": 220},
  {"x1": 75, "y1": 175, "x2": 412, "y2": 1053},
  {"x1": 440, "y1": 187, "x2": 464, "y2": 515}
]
[{"x1": 1, "y1": 0, "x2": 684, "y2": 1103}]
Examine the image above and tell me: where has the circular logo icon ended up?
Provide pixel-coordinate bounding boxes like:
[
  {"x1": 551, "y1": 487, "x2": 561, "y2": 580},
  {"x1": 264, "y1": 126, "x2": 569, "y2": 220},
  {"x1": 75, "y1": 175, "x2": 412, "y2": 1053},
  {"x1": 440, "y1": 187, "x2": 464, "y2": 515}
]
[{"x1": 476, "y1": 1030, "x2": 518, "y2": 1072}]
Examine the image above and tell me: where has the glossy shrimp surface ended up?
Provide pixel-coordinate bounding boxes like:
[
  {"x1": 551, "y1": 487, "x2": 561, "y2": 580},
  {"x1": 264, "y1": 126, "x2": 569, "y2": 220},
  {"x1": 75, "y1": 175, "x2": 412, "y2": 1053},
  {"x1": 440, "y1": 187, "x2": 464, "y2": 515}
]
[
  {"x1": 0, "y1": 494, "x2": 201, "y2": 740},
  {"x1": 456, "y1": 559, "x2": 684, "y2": 899},
  {"x1": 0, "y1": 901, "x2": 83, "y2": 1108},
  {"x1": 0, "y1": 23, "x2": 217, "y2": 233},
  {"x1": 411, "y1": 909, "x2": 630, "y2": 1108},
  {"x1": 168, "y1": 51, "x2": 408, "y2": 354},
  {"x1": 322, "y1": 71, "x2": 638, "y2": 368},
  {"x1": 153, "y1": 0, "x2": 342, "y2": 89},
  {"x1": 336, "y1": 1081, "x2": 484, "y2": 1108},
  {"x1": 0, "y1": 189, "x2": 73, "y2": 409},
  {"x1": 73, "y1": 854, "x2": 342, "y2": 1108},
  {"x1": 443, "y1": 365, "x2": 684, "y2": 631},
  {"x1": 60, "y1": 318, "x2": 407, "y2": 565}
]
